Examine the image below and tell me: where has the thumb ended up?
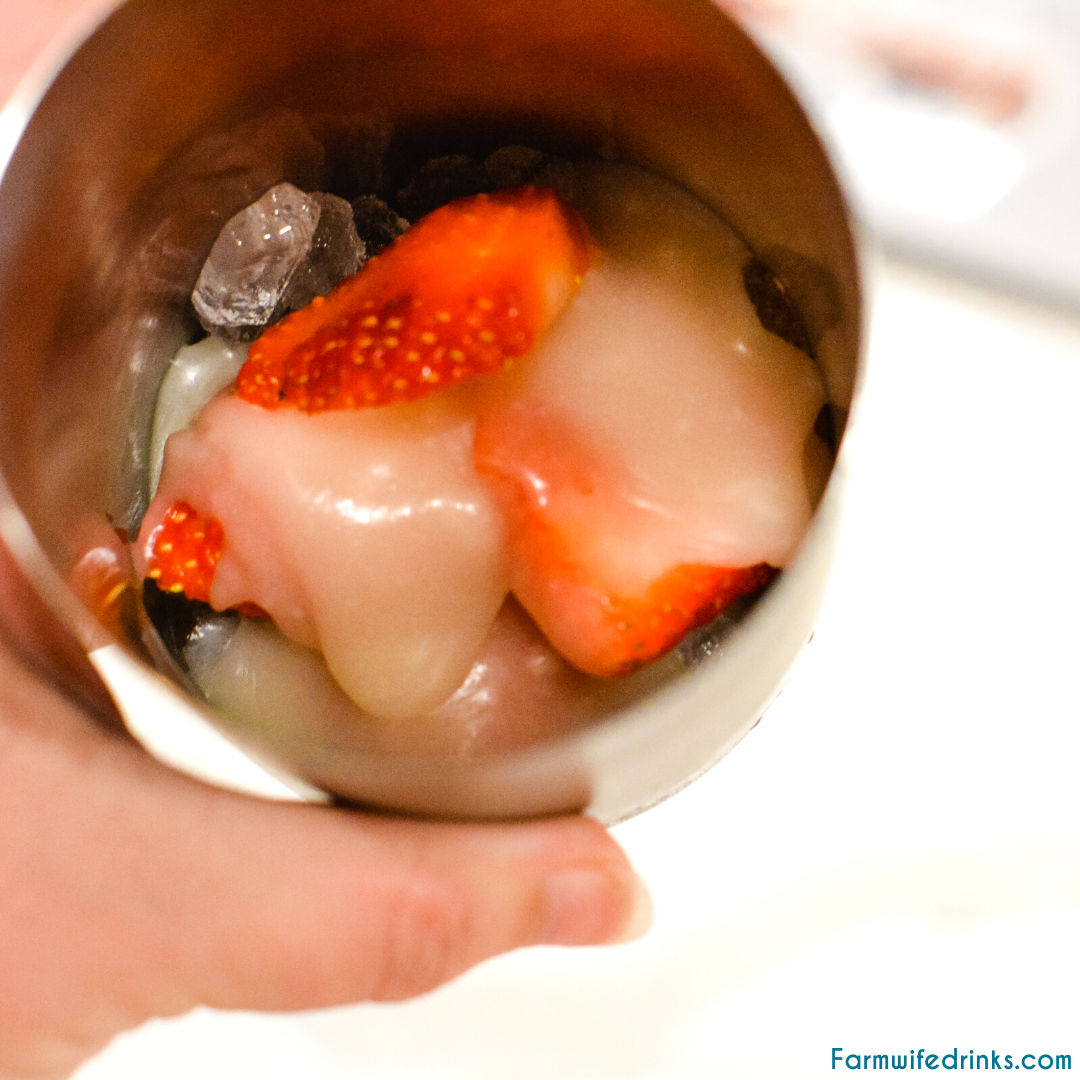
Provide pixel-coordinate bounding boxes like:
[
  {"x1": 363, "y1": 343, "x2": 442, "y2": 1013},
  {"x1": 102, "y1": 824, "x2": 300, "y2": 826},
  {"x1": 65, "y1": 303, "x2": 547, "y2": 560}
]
[
  {"x1": 175, "y1": 805, "x2": 652, "y2": 1010},
  {"x1": 0, "y1": 639, "x2": 650, "y2": 1076}
]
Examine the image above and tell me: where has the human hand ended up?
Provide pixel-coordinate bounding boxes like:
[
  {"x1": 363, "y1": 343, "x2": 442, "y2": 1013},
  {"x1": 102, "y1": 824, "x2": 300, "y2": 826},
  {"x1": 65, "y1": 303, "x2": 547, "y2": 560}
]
[
  {"x1": 0, "y1": 10, "x2": 647, "y2": 1075},
  {"x1": 0, "y1": 533, "x2": 649, "y2": 1080}
]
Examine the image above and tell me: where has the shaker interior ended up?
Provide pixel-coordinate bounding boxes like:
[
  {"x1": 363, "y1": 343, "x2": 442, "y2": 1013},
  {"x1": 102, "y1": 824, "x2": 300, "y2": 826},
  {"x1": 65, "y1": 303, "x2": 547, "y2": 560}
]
[{"x1": 0, "y1": 0, "x2": 861, "y2": 820}]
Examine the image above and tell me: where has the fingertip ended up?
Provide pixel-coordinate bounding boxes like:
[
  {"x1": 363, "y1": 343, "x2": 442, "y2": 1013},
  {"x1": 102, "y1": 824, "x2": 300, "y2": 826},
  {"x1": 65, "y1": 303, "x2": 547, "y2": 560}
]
[
  {"x1": 535, "y1": 861, "x2": 652, "y2": 946},
  {"x1": 610, "y1": 873, "x2": 653, "y2": 944}
]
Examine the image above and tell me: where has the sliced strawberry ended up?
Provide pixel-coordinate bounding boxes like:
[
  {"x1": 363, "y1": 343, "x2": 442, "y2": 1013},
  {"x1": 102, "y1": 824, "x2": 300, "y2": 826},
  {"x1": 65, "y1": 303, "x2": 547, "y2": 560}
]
[
  {"x1": 237, "y1": 187, "x2": 591, "y2": 413},
  {"x1": 144, "y1": 501, "x2": 223, "y2": 603},
  {"x1": 512, "y1": 521, "x2": 775, "y2": 677},
  {"x1": 476, "y1": 405, "x2": 778, "y2": 678},
  {"x1": 621, "y1": 563, "x2": 777, "y2": 661},
  {"x1": 142, "y1": 500, "x2": 272, "y2": 619},
  {"x1": 492, "y1": 509, "x2": 776, "y2": 678}
]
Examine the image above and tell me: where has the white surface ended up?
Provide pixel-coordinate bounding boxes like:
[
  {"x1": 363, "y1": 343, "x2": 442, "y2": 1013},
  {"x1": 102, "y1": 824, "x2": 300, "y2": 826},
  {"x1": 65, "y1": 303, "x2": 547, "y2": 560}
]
[
  {"x1": 828, "y1": 96, "x2": 1026, "y2": 222},
  {"x1": 739, "y1": 0, "x2": 1080, "y2": 306},
  {"x1": 75, "y1": 260, "x2": 1080, "y2": 1077}
]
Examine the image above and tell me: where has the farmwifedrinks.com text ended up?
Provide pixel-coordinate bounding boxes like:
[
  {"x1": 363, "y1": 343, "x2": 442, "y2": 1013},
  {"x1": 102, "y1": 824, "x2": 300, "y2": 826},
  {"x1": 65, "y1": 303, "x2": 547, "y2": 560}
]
[{"x1": 832, "y1": 1049, "x2": 1071, "y2": 1071}]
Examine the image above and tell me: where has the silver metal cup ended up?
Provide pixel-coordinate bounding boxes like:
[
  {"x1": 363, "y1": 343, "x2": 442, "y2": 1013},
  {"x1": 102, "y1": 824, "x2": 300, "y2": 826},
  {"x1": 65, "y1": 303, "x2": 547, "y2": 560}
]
[{"x1": 0, "y1": 0, "x2": 862, "y2": 821}]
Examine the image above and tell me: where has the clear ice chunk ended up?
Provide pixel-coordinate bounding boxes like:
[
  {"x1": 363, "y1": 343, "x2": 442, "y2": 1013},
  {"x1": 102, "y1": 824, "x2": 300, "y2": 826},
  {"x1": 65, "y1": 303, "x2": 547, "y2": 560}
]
[
  {"x1": 307, "y1": 111, "x2": 393, "y2": 198},
  {"x1": 192, "y1": 182, "x2": 321, "y2": 339},
  {"x1": 278, "y1": 192, "x2": 365, "y2": 314},
  {"x1": 184, "y1": 611, "x2": 242, "y2": 681},
  {"x1": 137, "y1": 109, "x2": 326, "y2": 304}
]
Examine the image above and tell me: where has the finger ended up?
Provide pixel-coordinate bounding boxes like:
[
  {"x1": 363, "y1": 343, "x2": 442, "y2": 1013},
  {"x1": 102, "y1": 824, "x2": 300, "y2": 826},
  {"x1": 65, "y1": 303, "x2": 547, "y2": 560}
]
[
  {"x1": 178, "y1": 805, "x2": 650, "y2": 1010},
  {"x1": 0, "y1": 643, "x2": 650, "y2": 1077}
]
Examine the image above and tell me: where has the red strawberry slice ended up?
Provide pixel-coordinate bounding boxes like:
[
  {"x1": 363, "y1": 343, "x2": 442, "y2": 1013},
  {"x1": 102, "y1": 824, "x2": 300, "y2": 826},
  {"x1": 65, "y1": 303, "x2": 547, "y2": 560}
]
[
  {"x1": 143, "y1": 500, "x2": 270, "y2": 617},
  {"x1": 622, "y1": 563, "x2": 777, "y2": 663},
  {"x1": 475, "y1": 406, "x2": 778, "y2": 678},
  {"x1": 514, "y1": 523, "x2": 775, "y2": 677},
  {"x1": 144, "y1": 501, "x2": 223, "y2": 602},
  {"x1": 237, "y1": 187, "x2": 591, "y2": 413}
]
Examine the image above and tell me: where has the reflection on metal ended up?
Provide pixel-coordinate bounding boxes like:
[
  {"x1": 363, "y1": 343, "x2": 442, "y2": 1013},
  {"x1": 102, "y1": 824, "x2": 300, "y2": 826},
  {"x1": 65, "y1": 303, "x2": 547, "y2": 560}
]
[{"x1": 89, "y1": 642, "x2": 328, "y2": 803}]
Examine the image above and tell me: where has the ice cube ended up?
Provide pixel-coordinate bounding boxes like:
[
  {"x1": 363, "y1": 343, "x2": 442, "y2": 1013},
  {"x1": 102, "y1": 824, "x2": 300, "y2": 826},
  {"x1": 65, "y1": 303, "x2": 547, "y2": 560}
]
[
  {"x1": 184, "y1": 610, "x2": 242, "y2": 679},
  {"x1": 137, "y1": 110, "x2": 326, "y2": 303},
  {"x1": 741, "y1": 255, "x2": 815, "y2": 358},
  {"x1": 676, "y1": 596, "x2": 757, "y2": 667},
  {"x1": 278, "y1": 192, "x2": 365, "y2": 314},
  {"x1": 483, "y1": 145, "x2": 547, "y2": 185},
  {"x1": 192, "y1": 183, "x2": 320, "y2": 339},
  {"x1": 142, "y1": 578, "x2": 233, "y2": 665},
  {"x1": 350, "y1": 194, "x2": 409, "y2": 255}
]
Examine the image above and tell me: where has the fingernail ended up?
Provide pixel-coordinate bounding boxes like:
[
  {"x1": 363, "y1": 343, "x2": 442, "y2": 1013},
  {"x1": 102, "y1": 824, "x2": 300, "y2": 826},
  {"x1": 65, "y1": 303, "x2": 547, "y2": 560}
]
[{"x1": 538, "y1": 865, "x2": 653, "y2": 946}]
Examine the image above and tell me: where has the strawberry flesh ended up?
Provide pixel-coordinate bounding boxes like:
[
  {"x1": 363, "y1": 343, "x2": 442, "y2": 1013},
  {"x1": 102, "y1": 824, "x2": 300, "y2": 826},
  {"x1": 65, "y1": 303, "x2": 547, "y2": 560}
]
[
  {"x1": 522, "y1": 525, "x2": 775, "y2": 677},
  {"x1": 475, "y1": 404, "x2": 779, "y2": 678},
  {"x1": 487, "y1": 493, "x2": 777, "y2": 679},
  {"x1": 145, "y1": 501, "x2": 223, "y2": 603},
  {"x1": 236, "y1": 187, "x2": 591, "y2": 413},
  {"x1": 573, "y1": 557, "x2": 778, "y2": 678},
  {"x1": 143, "y1": 499, "x2": 270, "y2": 619}
]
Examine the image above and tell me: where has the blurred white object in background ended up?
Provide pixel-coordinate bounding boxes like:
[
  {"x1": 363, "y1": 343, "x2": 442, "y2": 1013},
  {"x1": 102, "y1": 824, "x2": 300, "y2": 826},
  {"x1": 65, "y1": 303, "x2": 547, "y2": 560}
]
[
  {"x1": 724, "y1": 0, "x2": 1080, "y2": 307},
  {"x1": 827, "y1": 96, "x2": 1025, "y2": 222}
]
